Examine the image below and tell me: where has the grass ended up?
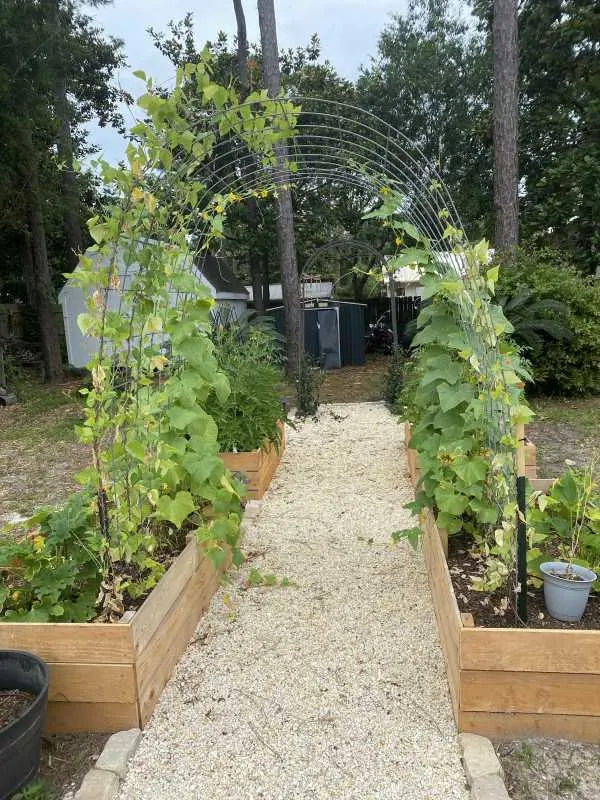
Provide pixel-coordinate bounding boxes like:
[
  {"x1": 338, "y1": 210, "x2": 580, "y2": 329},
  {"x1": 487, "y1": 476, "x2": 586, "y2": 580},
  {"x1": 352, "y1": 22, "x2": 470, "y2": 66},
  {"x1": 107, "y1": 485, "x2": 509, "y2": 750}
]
[
  {"x1": 10, "y1": 780, "x2": 52, "y2": 800},
  {"x1": 0, "y1": 375, "x2": 84, "y2": 444},
  {"x1": 0, "y1": 374, "x2": 89, "y2": 524},
  {"x1": 529, "y1": 395, "x2": 600, "y2": 435}
]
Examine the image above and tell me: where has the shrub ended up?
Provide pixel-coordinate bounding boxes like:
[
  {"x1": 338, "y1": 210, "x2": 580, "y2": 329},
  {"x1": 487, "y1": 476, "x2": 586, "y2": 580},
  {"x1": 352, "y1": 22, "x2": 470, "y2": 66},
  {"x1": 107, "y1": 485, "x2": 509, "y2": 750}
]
[
  {"x1": 295, "y1": 354, "x2": 323, "y2": 418},
  {"x1": 496, "y1": 247, "x2": 600, "y2": 394},
  {"x1": 207, "y1": 321, "x2": 285, "y2": 452},
  {"x1": 383, "y1": 349, "x2": 408, "y2": 408}
]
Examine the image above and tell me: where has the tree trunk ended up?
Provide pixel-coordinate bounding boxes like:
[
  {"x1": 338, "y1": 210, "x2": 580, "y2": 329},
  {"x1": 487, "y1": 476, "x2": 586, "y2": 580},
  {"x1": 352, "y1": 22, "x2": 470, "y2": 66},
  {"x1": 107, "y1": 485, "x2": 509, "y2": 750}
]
[
  {"x1": 251, "y1": 258, "x2": 265, "y2": 313},
  {"x1": 22, "y1": 128, "x2": 64, "y2": 383},
  {"x1": 233, "y1": 0, "x2": 250, "y2": 98},
  {"x1": 257, "y1": 0, "x2": 302, "y2": 378},
  {"x1": 493, "y1": 0, "x2": 519, "y2": 251},
  {"x1": 56, "y1": 76, "x2": 83, "y2": 268},
  {"x1": 234, "y1": 0, "x2": 265, "y2": 312},
  {"x1": 21, "y1": 235, "x2": 36, "y2": 309},
  {"x1": 261, "y1": 252, "x2": 271, "y2": 309}
]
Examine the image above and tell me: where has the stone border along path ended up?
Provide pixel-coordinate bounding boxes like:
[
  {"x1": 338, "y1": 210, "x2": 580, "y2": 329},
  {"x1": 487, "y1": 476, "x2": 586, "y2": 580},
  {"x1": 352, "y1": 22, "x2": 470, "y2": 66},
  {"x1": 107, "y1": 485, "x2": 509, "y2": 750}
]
[{"x1": 119, "y1": 403, "x2": 470, "y2": 800}]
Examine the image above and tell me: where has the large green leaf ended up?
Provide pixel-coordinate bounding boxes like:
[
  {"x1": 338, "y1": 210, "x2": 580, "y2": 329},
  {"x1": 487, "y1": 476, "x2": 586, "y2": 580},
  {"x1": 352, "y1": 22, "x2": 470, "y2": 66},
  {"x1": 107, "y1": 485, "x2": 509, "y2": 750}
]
[
  {"x1": 437, "y1": 382, "x2": 474, "y2": 412},
  {"x1": 154, "y1": 491, "x2": 196, "y2": 528},
  {"x1": 167, "y1": 406, "x2": 201, "y2": 430},
  {"x1": 434, "y1": 486, "x2": 469, "y2": 516},
  {"x1": 436, "y1": 512, "x2": 463, "y2": 534},
  {"x1": 452, "y1": 457, "x2": 488, "y2": 486}
]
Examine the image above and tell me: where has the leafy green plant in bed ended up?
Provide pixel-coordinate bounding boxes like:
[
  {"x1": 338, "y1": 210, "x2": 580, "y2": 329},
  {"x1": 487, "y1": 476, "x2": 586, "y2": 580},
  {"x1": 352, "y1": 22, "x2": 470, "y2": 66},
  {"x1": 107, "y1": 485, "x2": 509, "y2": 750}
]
[
  {"x1": 496, "y1": 247, "x2": 600, "y2": 394},
  {"x1": 0, "y1": 58, "x2": 300, "y2": 622},
  {"x1": 206, "y1": 319, "x2": 285, "y2": 453},
  {"x1": 384, "y1": 349, "x2": 410, "y2": 409},
  {"x1": 372, "y1": 190, "x2": 533, "y2": 594}
]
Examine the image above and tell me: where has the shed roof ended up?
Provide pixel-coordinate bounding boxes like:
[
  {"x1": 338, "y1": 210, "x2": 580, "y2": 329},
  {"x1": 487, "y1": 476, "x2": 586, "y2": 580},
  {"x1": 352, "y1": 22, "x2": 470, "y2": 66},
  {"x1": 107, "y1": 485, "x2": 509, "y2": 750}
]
[{"x1": 198, "y1": 253, "x2": 248, "y2": 298}]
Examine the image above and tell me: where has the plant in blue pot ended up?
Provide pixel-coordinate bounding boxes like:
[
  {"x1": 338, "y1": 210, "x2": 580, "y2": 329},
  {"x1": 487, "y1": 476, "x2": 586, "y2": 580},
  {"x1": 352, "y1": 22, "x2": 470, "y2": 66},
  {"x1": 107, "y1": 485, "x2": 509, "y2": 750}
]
[{"x1": 531, "y1": 461, "x2": 600, "y2": 623}]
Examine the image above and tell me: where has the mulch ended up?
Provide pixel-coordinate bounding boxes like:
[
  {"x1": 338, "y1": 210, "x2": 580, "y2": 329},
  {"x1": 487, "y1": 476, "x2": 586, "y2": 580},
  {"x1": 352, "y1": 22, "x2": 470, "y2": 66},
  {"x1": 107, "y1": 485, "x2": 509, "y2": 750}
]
[{"x1": 447, "y1": 532, "x2": 600, "y2": 630}]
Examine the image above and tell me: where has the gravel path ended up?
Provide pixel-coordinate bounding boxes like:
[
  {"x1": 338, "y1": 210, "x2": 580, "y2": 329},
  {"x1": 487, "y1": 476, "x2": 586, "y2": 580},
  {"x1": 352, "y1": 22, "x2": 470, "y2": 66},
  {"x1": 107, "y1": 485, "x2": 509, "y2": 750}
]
[{"x1": 120, "y1": 403, "x2": 468, "y2": 800}]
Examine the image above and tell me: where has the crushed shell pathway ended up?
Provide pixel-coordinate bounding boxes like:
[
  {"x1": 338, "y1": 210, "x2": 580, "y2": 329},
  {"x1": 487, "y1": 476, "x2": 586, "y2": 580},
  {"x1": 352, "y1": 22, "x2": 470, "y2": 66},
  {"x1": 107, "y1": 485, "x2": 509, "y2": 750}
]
[{"x1": 120, "y1": 402, "x2": 469, "y2": 800}]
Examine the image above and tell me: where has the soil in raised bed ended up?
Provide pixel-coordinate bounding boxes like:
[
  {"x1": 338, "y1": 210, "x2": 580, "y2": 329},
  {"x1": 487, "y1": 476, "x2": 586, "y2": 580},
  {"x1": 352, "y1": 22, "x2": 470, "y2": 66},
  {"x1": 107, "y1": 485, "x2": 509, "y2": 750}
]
[
  {"x1": 447, "y1": 532, "x2": 600, "y2": 630},
  {"x1": 0, "y1": 688, "x2": 35, "y2": 729}
]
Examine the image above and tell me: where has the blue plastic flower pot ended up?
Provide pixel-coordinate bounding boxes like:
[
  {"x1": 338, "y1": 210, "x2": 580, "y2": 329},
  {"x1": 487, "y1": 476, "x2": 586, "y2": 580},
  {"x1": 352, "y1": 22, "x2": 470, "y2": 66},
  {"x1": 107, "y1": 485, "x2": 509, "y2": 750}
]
[{"x1": 540, "y1": 561, "x2": 597, "y2": 623}]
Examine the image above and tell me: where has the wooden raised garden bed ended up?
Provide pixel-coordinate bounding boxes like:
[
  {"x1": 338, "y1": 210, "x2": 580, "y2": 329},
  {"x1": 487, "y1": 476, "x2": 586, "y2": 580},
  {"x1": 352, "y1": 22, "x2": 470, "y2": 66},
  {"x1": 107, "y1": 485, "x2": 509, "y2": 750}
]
[
  {"x1": 219, "y1": 421, "x2": 285, "y2": 500},
  {"x1": 0, "y1": 538, "x2": 229, "y2": 733},
  {"x1": 403, "y1": 422, "x2": 600, "y2": 743}
]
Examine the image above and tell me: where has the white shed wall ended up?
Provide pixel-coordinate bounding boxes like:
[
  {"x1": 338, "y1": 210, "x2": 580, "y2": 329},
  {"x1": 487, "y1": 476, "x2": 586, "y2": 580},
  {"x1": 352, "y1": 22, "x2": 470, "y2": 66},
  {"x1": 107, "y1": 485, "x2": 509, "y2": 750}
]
[{"x1": 59, "y1": 250, "x2": 248, "y2": 368}]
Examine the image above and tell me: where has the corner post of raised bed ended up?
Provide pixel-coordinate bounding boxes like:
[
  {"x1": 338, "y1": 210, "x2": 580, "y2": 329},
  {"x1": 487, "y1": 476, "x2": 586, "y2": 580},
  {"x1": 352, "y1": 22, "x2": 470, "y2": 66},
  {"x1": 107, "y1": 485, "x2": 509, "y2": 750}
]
[{"x1": 515, "y1": 419, "x2": 528, "y2": 623}]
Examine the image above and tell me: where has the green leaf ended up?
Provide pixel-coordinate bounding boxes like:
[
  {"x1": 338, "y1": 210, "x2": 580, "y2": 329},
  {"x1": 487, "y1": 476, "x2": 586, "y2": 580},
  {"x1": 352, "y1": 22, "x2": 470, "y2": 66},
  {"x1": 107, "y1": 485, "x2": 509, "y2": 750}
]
[
  {"x1": 125, "y1": 441, "x2": 146, "y2": 462},
  {"x1": 154, "y1": 491, "x2": 196, "y2": 528},
  {"x1": 434, "y1": 486, "x2": 469, "y2": 516},
  {"x1": 452, "y1": 457, "x2": 488, "y2": 486},
  {"x1": 391, "y1": 527, "x2": 421, "y2": 550},
  {"x1": 437, "y1": 382, "x2": 474, "y2": 412},
  {"x1": 77, "y1": 313, "x2": 95, "y2": 335},
  {"x1": 470, "y1": 499, "x2": 499, "y2": 524},
  {"x1": 212, "y1": 372, "x2": 230, "y2": 403},
  {"x1": 181, "y1": 454, "x2": 222, "y2": 485},
  {"x1": 167, "y1": 406, "x2": 201, "y2": 430},
  {"x1": 436, "y1": 512, "x2": 463, "y2": 534},
  {"x1": 511, "y1": 404, "x2": 535, "y2": 425}
]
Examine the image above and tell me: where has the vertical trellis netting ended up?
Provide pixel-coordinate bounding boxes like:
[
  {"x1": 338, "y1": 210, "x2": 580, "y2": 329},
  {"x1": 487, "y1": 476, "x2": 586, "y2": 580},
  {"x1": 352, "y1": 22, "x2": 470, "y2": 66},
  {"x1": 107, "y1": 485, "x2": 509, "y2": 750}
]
[{"x1": 70, "y1": 60, "x2": 527, "y2": 620}]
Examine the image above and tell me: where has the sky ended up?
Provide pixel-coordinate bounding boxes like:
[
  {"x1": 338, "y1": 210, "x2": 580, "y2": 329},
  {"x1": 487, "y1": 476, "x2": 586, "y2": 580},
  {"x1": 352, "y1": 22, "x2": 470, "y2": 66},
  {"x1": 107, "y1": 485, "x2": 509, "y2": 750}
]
[{"x1": 86, "y1": 0, "x2": 407, "y2": 161}]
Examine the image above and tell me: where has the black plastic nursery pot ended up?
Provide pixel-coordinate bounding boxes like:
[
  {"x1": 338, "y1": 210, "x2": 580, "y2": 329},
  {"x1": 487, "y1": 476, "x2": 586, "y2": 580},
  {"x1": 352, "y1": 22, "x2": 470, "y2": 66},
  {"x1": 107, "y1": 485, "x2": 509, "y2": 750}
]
[{"x1": 0, "y1": 651, "x2": 49, "y2": 800}]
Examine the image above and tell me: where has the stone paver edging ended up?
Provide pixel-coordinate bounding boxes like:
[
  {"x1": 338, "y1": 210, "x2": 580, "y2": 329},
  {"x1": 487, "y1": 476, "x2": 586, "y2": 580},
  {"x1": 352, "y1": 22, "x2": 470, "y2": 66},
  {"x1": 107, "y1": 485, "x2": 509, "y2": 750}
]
[
  {"x1": 459, "y1": 734, "x2": 511, "y2": 800},
  {"x1": 73, "y1": 729, "x2": 141, "y2": 800}
]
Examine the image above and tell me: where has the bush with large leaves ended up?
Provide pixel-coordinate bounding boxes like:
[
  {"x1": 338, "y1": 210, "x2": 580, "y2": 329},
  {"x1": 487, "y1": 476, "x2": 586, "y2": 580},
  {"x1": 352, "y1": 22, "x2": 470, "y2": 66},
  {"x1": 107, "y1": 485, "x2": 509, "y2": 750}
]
[
  {"x1": 496, "y1": 248, "x2": 600, "y2": 394},
  {"x1": 206, "y1": 317, "x2": 285, "y2": 453}
]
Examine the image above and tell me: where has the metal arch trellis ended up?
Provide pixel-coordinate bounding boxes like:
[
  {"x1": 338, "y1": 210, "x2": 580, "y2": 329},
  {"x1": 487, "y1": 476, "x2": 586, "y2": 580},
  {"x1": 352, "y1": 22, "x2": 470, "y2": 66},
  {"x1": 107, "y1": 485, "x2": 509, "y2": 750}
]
[
  {"x1": 87, "y1": 89, "x2": 518, "y2": 591},
  {"x1": 185, "y1": 96, "x2": 514, "y2": 462},
  {"x1": 301, "y1": 238, "x2": 386, "y2": 305}
]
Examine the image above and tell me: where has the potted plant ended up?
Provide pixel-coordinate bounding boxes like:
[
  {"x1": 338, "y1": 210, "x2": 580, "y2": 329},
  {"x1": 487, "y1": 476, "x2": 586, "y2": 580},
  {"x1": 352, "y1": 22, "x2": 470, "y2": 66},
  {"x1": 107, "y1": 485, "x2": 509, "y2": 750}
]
[
  {"x1": 0, "y1": 651, "x2": 48, "y2": 800},
  {"x1": 539, "y1": 561, "x2": 597, "y2": 622},
  {"x1": 531, "y1": 462, "x2": 600, "y2": 622}
]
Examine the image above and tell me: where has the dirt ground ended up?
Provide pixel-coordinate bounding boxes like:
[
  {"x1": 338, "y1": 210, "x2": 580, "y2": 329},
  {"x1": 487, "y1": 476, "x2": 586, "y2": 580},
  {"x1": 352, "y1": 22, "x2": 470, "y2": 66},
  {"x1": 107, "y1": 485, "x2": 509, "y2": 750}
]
[
  {"x1": 497, "y1": 738, "x2": 600, "y2": 800},
  {"x1": 38, "y1": 733, "x2": 109, "y2": 799},
  {"x1": 0, "y1": 378, "x2": 89, "y2": 526},
  {"x1": 319, "y1": 354, "x2": 390, "y2": 403},
  {"x1": 528, "y1": 396, "x2": 600, "y2": 478}
]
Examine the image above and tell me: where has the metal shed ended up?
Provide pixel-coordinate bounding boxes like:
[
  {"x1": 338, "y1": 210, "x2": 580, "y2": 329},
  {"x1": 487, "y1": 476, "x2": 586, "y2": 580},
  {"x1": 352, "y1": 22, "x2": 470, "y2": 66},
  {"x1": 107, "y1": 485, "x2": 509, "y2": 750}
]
[{"x1": 269, "y1": 300, "x2": 366, "y2": 369}]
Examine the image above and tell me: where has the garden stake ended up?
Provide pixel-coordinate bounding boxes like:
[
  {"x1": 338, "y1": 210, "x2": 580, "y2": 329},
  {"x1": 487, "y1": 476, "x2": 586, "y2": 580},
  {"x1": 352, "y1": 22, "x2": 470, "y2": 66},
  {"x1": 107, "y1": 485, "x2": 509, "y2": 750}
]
[{"x1": 516, "y1": 422, "x2": 528, "y2": 623}]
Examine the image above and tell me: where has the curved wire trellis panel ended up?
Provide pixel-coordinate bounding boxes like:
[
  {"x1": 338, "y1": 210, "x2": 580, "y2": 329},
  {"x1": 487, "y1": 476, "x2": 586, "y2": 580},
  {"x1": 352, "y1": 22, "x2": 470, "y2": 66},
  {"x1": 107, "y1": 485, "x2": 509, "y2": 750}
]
[
  {"x1": 90, "y1": 94, "x2": 516, "y2": 545},
  {"x1": 187, "y1": 97, "x2": 513, "y2": 460}
]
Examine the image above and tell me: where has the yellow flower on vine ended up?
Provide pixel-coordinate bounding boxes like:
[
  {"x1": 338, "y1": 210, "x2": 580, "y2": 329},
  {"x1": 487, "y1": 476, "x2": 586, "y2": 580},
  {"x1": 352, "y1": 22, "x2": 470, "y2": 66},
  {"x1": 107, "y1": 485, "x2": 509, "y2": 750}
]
[{"x1": 395, "y1": 237, "x2": 402, "y2": 246}]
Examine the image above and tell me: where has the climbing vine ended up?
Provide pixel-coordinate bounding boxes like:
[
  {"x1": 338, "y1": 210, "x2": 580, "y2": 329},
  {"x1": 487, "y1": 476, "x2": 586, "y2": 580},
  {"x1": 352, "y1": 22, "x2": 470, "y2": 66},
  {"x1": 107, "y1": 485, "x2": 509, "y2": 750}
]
[
  {"x1": 0, "y1": 58, "x2": 299, "y2": 622},
  {"x1": 373, "y1": 191, "x2": 534, "y2": 592}
]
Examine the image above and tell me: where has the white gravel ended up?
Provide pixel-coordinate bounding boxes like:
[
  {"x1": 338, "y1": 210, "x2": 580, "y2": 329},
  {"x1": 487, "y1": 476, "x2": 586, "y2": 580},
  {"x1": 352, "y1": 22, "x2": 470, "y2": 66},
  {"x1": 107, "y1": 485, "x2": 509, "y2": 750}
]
[{"x1": 120, "y1": 403, "x2": 468, "y2": 800}]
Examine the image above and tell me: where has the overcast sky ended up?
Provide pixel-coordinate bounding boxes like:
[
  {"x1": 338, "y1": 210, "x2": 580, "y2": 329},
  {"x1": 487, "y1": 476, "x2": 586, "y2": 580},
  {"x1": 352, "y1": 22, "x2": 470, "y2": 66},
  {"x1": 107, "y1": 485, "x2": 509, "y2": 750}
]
[{"x1": 86, "y1": 0, "x2": 407, "y2": 161}]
